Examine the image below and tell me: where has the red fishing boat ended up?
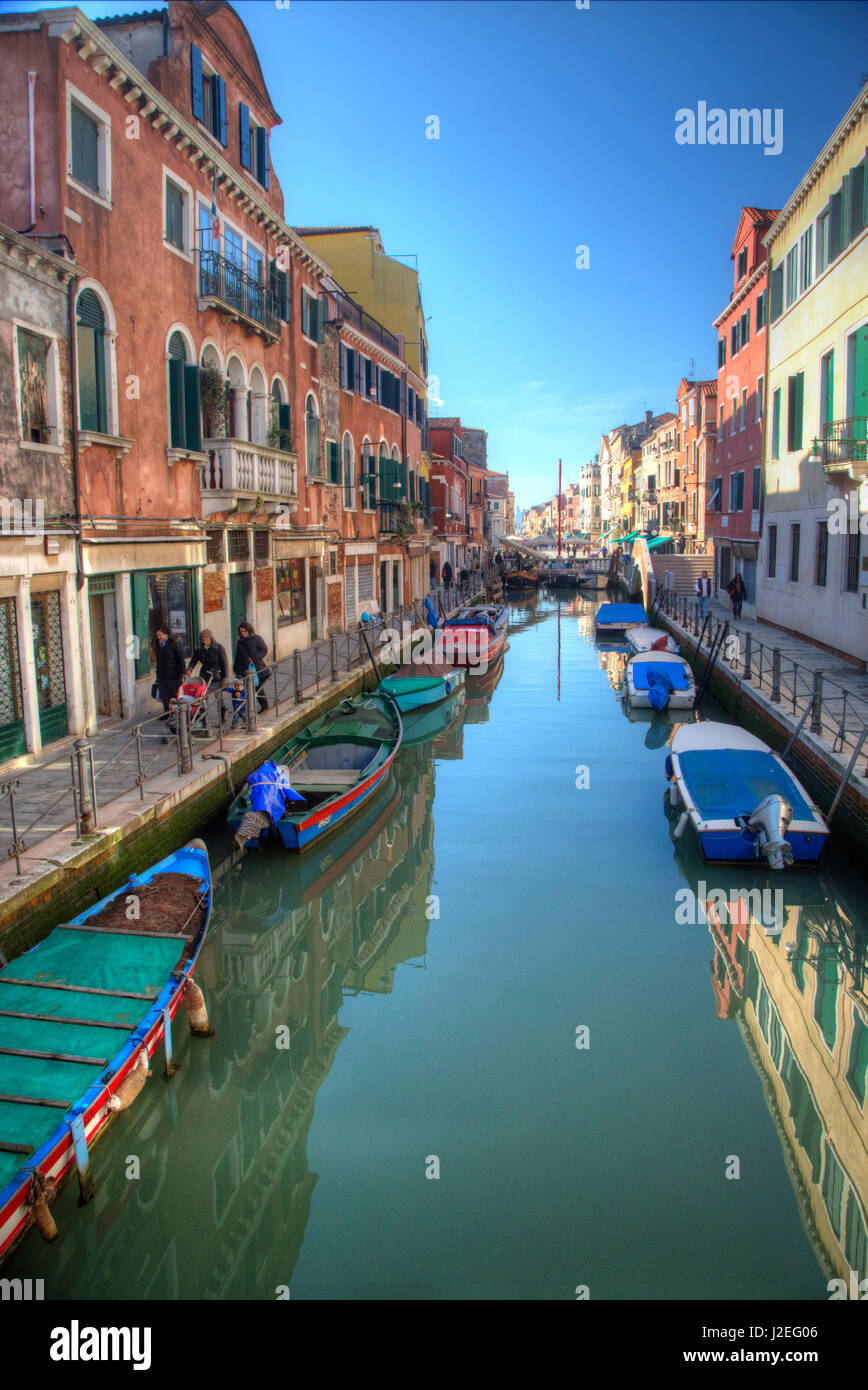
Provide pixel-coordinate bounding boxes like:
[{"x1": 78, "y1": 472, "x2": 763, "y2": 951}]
[{"x1": 438, "y1": 605, "x2": 508, "y2": 671}]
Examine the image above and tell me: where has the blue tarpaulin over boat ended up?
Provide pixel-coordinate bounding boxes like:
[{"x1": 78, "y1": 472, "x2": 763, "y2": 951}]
[
  {"x1": 596, "y1": 603, "x2": 647, "y2": 626},
  {"x1": 677, "y1": 749, "x2": 815, "y2": 821},
  {"x1": 248, "y1": 760, "x2": 306, "y2": 821},
  {"x1": 632, "y1": 660, "x2": 691, "y2": 691}
]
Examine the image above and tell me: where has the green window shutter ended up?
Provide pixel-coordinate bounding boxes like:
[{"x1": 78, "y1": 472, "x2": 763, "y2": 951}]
[
  {"x1": 278, "y1": 402, "x2": 291, "y2": 448},
  {"x1": 71, "y1": 104, "x2": 99, "y2": 191},
  {"x1": 239, "y1": 102, "x2": 251, "y2": 169},
  {"x1": 190, "y1": 44, "x2": 204, "y2": 122},
  {"x1": 169, "y1": 356, "x2": 186, "y2": 447},
  {"x1": 328, "y1": 440, "x2": 340, "y2": 484},
  {"x1": 794, "y1": 372, "x2": 804, "y2": 451},
  {"x1": 409, "y1": 469, "x2": 416, "y2": 503},
  {"x1": 823, "y1": 352, "x2": 834, "y2": 432},
  {"x1": 769, "y1": 266, "x2": 783, "y2": 321},
  {"x1": 256, "y1": 126, "x2": 269, "y2": 190},
  {"x1": 184, "y1": 364, "x2": 201, "y2": 452},
  {"x1": 850, "y1": 163, "x2": 866, "y2": 240},
  {"x1": 378, "y1": 452, "x2": 388, "y2": 505},
  {"x1": 165, "y1": 181, "x2": 183, "y2": 248},
  {"x1": 214, "y1": 75, "x2": 227, "y2": 145},
  {"x1": 829, "y1": 190, "x2": 842, "y2": 260},
  {"x1": 132, "y1": 572, "x2": 150, "y2": 679},
  {"x1": 315, "y1": 298, "x2": 325, "y2": 343},
  {"x1": 841, "y1": 173, "x2": 851, "y2": 247},
  {"x1": 771, "y1": 388, "x2": 781, "y2": 459}
]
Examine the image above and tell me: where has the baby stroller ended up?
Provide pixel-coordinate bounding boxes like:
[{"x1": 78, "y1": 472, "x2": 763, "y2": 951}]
[{"x1": 172, "y1": 672, "x2": 213, "y2": 738}]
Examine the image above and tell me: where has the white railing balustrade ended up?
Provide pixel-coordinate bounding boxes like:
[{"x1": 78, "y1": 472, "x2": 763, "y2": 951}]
[{"x1": 201, "y1": 438, "x2": 298, "y2": 501}]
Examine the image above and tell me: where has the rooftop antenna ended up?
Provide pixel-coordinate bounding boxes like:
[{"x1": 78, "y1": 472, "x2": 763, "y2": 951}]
[{"x1": 688, "y1": 357, "x2": 695, "y2": 381}]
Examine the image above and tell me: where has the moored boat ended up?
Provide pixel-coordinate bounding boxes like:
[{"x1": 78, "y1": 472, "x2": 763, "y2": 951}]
[
  {"x1": 439, "y1": 605, "x2": 508, "y2": 670},
  {"x1": 228, "y1": 693, "x2": 403, "y2": 853},
  {"x1": 0, "y1": 839, "x2": 212, "y2": 1264},
  {"x1": 624, "y1": 650, "x2": 697, "y2": 710},
  {"x1": 625, "y1": 624, "x2": 679, "y2": 655},
  {"x1": 379, "y1": 665, "x2": 465, "y2": 712},
  {"x1": 665, "y1": 722, "x2": 829, "y2": 869},
  {"x1": 595, "y1": 602, "x2": 648, "y2": 638}
]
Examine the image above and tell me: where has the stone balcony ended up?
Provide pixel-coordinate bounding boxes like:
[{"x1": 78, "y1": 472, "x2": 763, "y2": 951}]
[{"x1": 200, "y1": 437, "x2": 298, "y2": 516}]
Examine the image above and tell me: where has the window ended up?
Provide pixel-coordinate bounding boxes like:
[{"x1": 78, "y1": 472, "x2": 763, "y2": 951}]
[
  {"x1": 76, "y1": 288, "x2": 108, "y2": 434},
  {"x1": 820, "y1": 350, "x2": 834, "y2": 436},
  {"x1": 190, "y1": 44, "x2": 226, "y2": 145},
  {"x1": 815, "y1": 520, "x2": 828, "y2": 586},
  {"x1": 816, "y1": 209, "x2": 831, "y2": 275},
  {"x1": 67, "y1": 85, "x2": 111, "y2": 206},
  {"x1": 718, "y1": 336, "x2": 726, "y2": 367},
  {"x1": 305, "y1": 396, "x2": 320, "y2": 476},
  {"x1": 771, "y1": 388, "x2": 781, "y2": 459},
  {"x1": 756, "y1": 289, "x2": 767, "y2": 330},
  {"x1": 227, "y1": 529, "x2": 250, "y2": 561},
  {"x1": 730, "y1": 324, "x2": 738, "y2": 357},
  {"x1": 206, "y1": 529, "x2": 224, "y2": 564},
  {"x1": 850, "y1": 161, "x2": 867, "y2": 242},
  {"x1": 766, "y1": 525, "x2": 777, "y2": 579},
  {"x1": 731, "y1": 396, "x2": 737, "y2": 437},
  {"x1": 688, "y1": 398, "x2": 695, "y2": 425},
  {"x1": 800, "y1": 226, "x2": 813, "y2": 292},
  {"x1": 270, "y1": 382, "x2": 291, "y2": 450},
  {"x1": 239, "y1": 104, "x2": 270, "y2": 189},
  {"x1": 165, "y1": 180, "x2": 185, "y2": 250},
  {"x1": 167, "y1": 331, "x2": 202, "y2": 453},
  {"x1": 756, "y1": 375, "x2": 764, "y2": 423},
  {"x1": 790, "y1": 523, "x2": 800, "y2": 582},
  {"x1": 719, "y1": 405, "x2": 725, "y2": 437},
  {"x1": 301, "y1": 290, "x2": 324, "y2": 343},
  {"x1": 360, "y1": 443, "x2": 377, "y2": 509},
  {"x1": 769, "y1": 265, "x2": 784, "y2": 322},
  {"x1": 752, "y1": 465, "x2": 761, "y2": 510},
  {"x1": 276, "y1": 559, "x2": 305, "y2": 625},
  {"x1": 786, "y1": 245, "x2": 799, "y2": 307},
  {"x1": 340, "y1": 343, "x2": 357, "y2": 391},
  {"x1": 740, "y1": 387, "x2": 748, "y2": 431},
  {"x1": 16, "y1": 327, "x2": 59, "y2": 447},
  {"x1": 846, "y1": 531, "x2": 861, "y2": 594},
  {"x1": 326, "y1": 439, "x2": 340, "y2": 486},
  {"x1": 254, "y1": 530, "x2": 269, "y2": 562},
  {"x1": 342, "y1": 433, "x2": 355, "y2": 509},
  {"x1": 740, "y1": 309, "x2": 750, "y2": 348},
  {"x1": 737, "y1": 246, "x2": 748, "y2": 281},
  {"x1": 729, "y1": 471, "x2": 744, "y2": 512},
  {"x1": 846, "y1": 1011, "x2": 868, "y2": 1107},
  {"x1": 787, "y1": 372, "x2": 804, "y2": 452},
  {"x1": 829, "y1": 188, "x2": 844, "y2": 261}
]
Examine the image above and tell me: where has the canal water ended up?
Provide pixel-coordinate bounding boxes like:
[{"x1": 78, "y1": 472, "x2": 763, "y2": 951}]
[{"x1": 7, "y1": 591, "x2": 868, "y2": 1299}]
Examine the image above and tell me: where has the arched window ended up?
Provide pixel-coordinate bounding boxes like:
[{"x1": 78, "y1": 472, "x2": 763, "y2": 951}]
[
  {"x1": 248, "y1": 365, "x2": 268, "y2": 445},
  {"x1": 342, "y1": 432, "x2": 354, "y2": 509},
  {"x1": 166, "y1": 330, "x2": 200, "y2": 451},
  {"x1": 305, "y1": 395, "x2": 320, "y2": 477},
  {"x1": 76, "y1": 289, "x2": 107, "y2": 433},
  {"x1": 360, "y1": 437, "x2": 375, "y2": 510},
  {"x1": 271, "y1": 380, "x2": 290, "y2": 451},
  {"x1": 226, "y1": 355, "x2": 247, "y2": 440}
]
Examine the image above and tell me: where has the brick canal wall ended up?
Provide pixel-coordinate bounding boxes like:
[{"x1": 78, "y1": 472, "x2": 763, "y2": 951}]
[
  {"x1": 0, "y1": 667, "x2": 372, "y2": 960},
  {"x1": 658, "y1": 612, "x2": 868, "y2": 857}
]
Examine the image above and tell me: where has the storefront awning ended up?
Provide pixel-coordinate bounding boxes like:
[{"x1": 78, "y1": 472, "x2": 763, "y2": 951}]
[{"x1": 646, "y1": 534, "x2": 674, "y2": 549}]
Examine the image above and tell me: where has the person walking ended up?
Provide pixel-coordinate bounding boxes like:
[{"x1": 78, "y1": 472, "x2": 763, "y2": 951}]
[
  {"x1": 726, "y1": 572, "x2": 746, "y2": 620},
  {"x1": 191, "y1": 628, "x2": 229, "y2": 720},
  {"x1": 441, "y1": 560, "x2": 453, "y2": 597},
  {"x1": 696, "y1": 570, "x2": 712, "y2": 618},
  {"x1": 152, "y1": 625, "x2": 186, "y2": 736},
  {"x1": 234, "y1": 621, "x2": 270, "y2": 712}
]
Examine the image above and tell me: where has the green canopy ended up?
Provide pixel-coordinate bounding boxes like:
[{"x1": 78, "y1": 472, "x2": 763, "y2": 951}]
[{"x1": 646, "y1": 534, "x2": 674, "y2": 549}]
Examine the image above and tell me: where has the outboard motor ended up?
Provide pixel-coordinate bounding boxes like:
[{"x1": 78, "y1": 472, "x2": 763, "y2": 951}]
[{"x1": 746, "y1": 794, "x2": 794, "y2": 870}]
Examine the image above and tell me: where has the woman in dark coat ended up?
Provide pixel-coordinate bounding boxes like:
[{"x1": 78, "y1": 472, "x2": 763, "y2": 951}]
[
  {"x1": 191, "y1": 629, "x2": 228, "y2": 684},
  {"x1": 233, "y1": 622, "x2": 270, "y2": 712},
  {"x1": 726, "y1": 572, "x2": 746, "y2": 620},
  {"x1": 152, "y1": 626, "x2": 186, "y2": 721}
]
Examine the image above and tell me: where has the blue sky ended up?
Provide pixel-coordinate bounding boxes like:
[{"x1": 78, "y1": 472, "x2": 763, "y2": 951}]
[{"x1": 7, "y1": 0, "x2": 867, "y2": 513}]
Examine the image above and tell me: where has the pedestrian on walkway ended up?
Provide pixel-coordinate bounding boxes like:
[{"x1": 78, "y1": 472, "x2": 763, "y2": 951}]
[
  {"x1": 191, "y1": 628, "x2": 228, "y2": 721},
  {"x1": 726, "y1": 572, "x2": 746, "y2": 621},
  {"x1": 696, "y1": 570, "x2": 712, "y2": 618},
  {"x1": 677, "y1": 534, "x2": 686, "y2": 554},
  {"x1": 442, "y1": 560, "x2": 453, "y2": 597},
  {"x1": 152, "y1": 626, "x2": 186, "y2": 733},
  {"x1": 234, "y1": 621, "x2": 270, "y2": 712}
]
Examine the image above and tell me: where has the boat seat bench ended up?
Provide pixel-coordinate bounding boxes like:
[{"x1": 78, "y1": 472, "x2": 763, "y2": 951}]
[{"x1": 288, "y1": 769, "x2": 362, "y2": 788}]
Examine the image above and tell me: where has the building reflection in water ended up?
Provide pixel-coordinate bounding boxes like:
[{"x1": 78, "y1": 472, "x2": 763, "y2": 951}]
[
  {"x1": 12, "y1": 742, "x2": 440, "y2": 1299},
  {"x1": 671, "y1": 811, "x2": 868, "y2": 1286}
]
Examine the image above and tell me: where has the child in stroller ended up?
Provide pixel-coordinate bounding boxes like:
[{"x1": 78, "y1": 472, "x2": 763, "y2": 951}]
[{"x1": 171, "y1": 672, "x2": 213, "y2": 738}]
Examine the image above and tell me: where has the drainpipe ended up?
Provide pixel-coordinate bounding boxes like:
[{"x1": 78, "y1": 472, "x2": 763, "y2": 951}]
[
  {"x1": 67, "y1": 275, "x2": 85, "y2": 590},
  {"x1": 27, "y1": 72, "x2": 37, "y2": 230}
]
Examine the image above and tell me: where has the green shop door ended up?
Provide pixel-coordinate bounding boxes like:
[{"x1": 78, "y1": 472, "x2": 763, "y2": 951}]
[
  {"x1": 229, "y1": 572, "x2": 248, "y2": 643},
  {"x1": 0, "y1": 598, "x2": 26, "y2": 760},
  {"x1": 31, "y1": 590, "x2": 68, "y2": 745}
]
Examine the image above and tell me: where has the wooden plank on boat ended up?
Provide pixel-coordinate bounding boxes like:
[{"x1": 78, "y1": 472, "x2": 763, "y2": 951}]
[
  {"x1": 0, "y1": 1046, "x2": 109, "y2": 1066},
  {"x1": 55, "y1": 924, "x2": 188, "y2": 940},
  {"x1": 290, "y1": 770, "x2": 361, "y2": 786},
  {"x1": 0, "y1": 1142, "x2": 33, "y2": 1154},
  {"x1": 0, "y1": 1009, "x2": 133, "y2": 1030},
  {"x1": 0, "y1": 979, "x2": 159, "y2": 1001},
  {"x1": 0, "y1": 1093, "x2": 69, "y2": 1109}
]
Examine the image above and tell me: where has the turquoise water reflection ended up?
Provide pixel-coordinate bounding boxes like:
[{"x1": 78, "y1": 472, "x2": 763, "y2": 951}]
[{"x1": 5, "y1": 591, "x2": 867, "y2": 1299}]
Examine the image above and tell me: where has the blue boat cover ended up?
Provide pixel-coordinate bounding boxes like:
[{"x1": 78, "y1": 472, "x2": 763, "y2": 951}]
[
  {"x1": 248, "y1": 760, "x2": 306, "y2": 821},
  {"x1": 424, "y1": 596, "x2": 440, "y2": 629},
  {"x1": 596, "y1": 603, "x2": 647, "y2": 626},
  {"x1": 632, "y1": 660, "x2": 691, "y2": 691},
  {"x1": 677, "y1": 749, "x2": 815, "y2": 821}
]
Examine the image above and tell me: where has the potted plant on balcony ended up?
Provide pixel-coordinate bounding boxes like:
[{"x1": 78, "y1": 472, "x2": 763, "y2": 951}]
[
  {"x1": 200, "y1": 367, "x2": 228, "y2": 438},
  {"x1": 268, "y1": 421, "x2": 294, "y2": 453}
]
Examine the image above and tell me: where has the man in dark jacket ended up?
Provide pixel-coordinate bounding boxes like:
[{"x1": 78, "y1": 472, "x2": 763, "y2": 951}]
[
  {"x1": 153, "y1": 626, "x2": 186, "y2": 724},
  {"x1": 234, "y1": 622, "x2": 270, "y2": 712}
]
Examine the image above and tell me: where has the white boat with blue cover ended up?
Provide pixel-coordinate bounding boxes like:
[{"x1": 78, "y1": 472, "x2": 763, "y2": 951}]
[
  {"x1": 624, "y1": 650, "x2": 696, "y2": 710},
  {"x1": 595, "y1": 602, "x2": 647, "y2": 638},
  {"x1": 665, "y1": 722, "x2": 829, "y2": 869}
]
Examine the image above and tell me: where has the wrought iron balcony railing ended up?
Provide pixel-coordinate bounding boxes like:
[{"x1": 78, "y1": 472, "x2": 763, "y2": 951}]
[
  {"x1": 197, "y1": 249, "x2": 281, "y2": 338},
  {"x1": 813, "y1": 418, "x2": 868, "y2": 476},
  {"x1": 328, "y1": 290, "x2": 401, "y2": 357}
]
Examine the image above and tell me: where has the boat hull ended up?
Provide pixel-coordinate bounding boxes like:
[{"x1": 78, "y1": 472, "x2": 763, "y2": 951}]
[
  {"x1": 273, "y1": 756, "x2": 396, "y2": 852},
  {"x1": 379, "y1": 670, "x2": 464, "y2": 712},
  {"x1": 0, "y1": 841, "x2": 212, "y2": 1264}
]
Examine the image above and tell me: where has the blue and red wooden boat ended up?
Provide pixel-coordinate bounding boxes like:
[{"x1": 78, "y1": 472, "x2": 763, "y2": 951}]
[
  {"x1": 228, "y1": 693, "x2": 403, "y2": 853},
  {"x1": 0, "y1": 839, "x2": 212, "y2": 1264},
  {"x1": 439, "y1": 605, "x2": 508, "y2": 670}
]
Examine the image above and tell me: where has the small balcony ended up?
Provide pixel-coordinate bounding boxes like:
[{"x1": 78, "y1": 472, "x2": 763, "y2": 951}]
[
  {"x1": 197, "y1": 248, "x2": 281, "y2": 341},
  {"x1": 812, "y1": 418, "x2": 868, "y2": 479},
  {"x1": 328, "y1": 290, "x2": 401, "y2": 357},
  {"x1": 200, "y1": 438, "x2": 298, "y2": 514}
]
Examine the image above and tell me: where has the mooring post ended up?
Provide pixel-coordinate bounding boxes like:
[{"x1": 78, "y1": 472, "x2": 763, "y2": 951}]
[
  {"x1": 771, "y1": 647, "x2": 782, "y2": 703},
  {"x1": 176, "y1": 700, "x2": 193, "y2": 773},
  {"x1": 73, "y1": 740, "x2": 95, "y2": 835},
  {"x1": 244, "y1": 672, "x2": 257, "y2": 732},
  {"x1": 293, "y1": 649, "x2": 302, "y2": 704},
  {"x1": 162, "y1": 1005, "x2": 178, "y2": 1079},
  {"x1": 330, "y1": 633, "x2": 338, "y2": 683},
  {"x1": 811, "y1": 669, "x2": 824, "y2": 734},
  {"x1": 743, "y1": 630, "x2": 752, "y2": 680}
]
